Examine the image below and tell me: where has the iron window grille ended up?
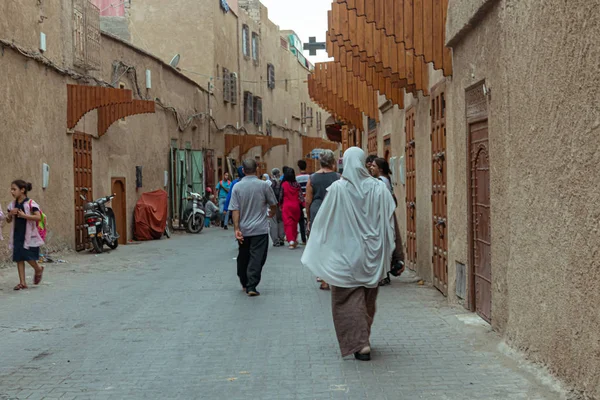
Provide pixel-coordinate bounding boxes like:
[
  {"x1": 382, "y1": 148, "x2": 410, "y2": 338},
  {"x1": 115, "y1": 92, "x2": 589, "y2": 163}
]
[
  {"x1": 242, "y1": 25, "x2": 250, "y2": 58},
  {"x1": 267, "y1": 64, "x2": 275, "y2": 89},
  {"x1": 254, "y1": 97, "x2": 263, "y2": 127},
  {"x1": 223, "y1": 67, "x2": 230, "y2": 103},
  {"x1": 252, "y1": 33, "x2": 259, "y2": 63},
  {"x1": 244, "y1": 91, "x2": 254, "y2": 123},
  {"x1": 230, "y1": 73, "x2": 237, "y2": 104}
]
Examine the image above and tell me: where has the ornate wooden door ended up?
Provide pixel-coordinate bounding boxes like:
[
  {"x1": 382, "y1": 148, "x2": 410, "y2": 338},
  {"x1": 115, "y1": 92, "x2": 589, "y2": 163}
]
[
  {"x1": 204, "y1": 150, "x2": 215, "y2": 191},
  {"x1": 470, "y1": 120, "x2": 492, "y2": 322},
  {"x1": 431, "y1": 84, "x2": 448, "y2": 295},
  {"x1": 405, "y1": 108, "x2": 417, "y2": 269},
  {"x1": 73, "y1": 132, "x2": 93, "y2": 251}
]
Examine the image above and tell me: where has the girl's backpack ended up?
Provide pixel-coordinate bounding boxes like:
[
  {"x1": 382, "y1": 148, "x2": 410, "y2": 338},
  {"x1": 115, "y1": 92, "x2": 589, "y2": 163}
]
[{"x1": 29, "y1": 200, "x2": 47, "y2": 241}]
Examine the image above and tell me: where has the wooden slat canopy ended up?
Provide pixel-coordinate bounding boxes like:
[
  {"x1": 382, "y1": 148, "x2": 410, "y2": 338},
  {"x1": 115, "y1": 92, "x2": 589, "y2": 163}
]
[
  {"x1": 67, "y1": 84, "x2": 133, "y2": 129},
  {"x1": 335, "y1": 0, "x2": 452, "y2": 76},
  {"x1": 302, "y1": 136, "x2": 339, "y2": 158},
  {"x1": 311, "y1": 0, "x2": 453, "y2": 114},
  {"x1": 224, "y1": 134, "x2": 287, "y2": 158},
  {"x1": 97, "y1": 100, "x2": 156, "y2": 137}
]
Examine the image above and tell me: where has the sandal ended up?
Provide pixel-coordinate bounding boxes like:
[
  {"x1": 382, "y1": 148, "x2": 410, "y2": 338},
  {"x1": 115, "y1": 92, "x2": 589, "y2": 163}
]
[
  {"x1": 14, "y1": 283, "x2": 28, "y2": 291},
  {"x1": 34, "y1": 267, "x2": 44, "y2": 285}
]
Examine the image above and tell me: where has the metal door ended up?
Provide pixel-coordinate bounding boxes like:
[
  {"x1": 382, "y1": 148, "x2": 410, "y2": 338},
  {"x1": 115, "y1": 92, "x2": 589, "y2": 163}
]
[
  {"x1": 73, "y1": 132, "x2": 93, "y2": 251},
  {"x1": 405, "y1": 108, "x2": 417, "y2": 269},
  {"x1": 191, "y1": 150, "x2": 204, "y2": 195},
  {"x1": 431, "y1": 85, "x2": 448, "y2": 295},
  {"x1": 470, "y1": 120, "x2": 492, "y2": 322}
]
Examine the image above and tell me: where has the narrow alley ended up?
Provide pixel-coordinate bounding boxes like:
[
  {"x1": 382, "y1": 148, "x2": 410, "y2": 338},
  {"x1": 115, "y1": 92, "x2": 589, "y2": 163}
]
[{"x1": 0, "y1": 230, "x2": 566, "y2": 400}]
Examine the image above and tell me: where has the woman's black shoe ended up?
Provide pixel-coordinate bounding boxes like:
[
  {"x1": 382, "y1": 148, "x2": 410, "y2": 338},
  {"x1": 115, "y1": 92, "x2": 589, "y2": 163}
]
[{"x1": 354, "y1": 352, "x2": 371, "y2": 361}]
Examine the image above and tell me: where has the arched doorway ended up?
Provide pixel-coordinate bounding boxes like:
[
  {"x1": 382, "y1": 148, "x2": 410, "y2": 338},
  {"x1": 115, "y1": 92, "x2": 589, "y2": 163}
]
[{"x1": 111, "y1": 178, "x2": 127, "y2": 245}]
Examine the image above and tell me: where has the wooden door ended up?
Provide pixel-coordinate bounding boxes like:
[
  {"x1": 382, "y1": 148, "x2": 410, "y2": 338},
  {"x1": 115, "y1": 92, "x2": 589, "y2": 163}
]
[
  {"x1": 73, "y1": 132, "x2": 93, "y2": 251},
  {"x1": 470, "y1": 121, "x2": 492, "y2": 322},
  {"x1": 111, "y1": 178, "x2": 127, "y2": 245},
  {"x1": 204, "y1": 150, "x2": 215, "y2": 192},
  {"x1": 405, "y1": 108, "x2": 417, "y2": 269},
  {"x1": 431, "y1": 84, "x2": 448, "y2": 295}
]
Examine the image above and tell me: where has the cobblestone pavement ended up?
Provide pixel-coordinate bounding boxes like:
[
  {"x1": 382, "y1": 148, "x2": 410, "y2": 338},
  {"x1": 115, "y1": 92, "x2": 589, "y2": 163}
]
[{"x1": 0, "y1": 228, "x2": 566, "y2": 400}]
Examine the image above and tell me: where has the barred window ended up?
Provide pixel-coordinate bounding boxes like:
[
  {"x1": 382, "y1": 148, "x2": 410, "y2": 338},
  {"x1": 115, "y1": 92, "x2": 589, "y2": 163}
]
[
  {"x1": 223, "y1": 67, "x2": 230, "y2": 103},
  {"x1": 230, "y1": 73, "x2": 237, "y2": 104},
  {"x1": 252, "y1": 33, "x2": 259, "y2": 62},
  {"x1": 244, "y1": 91, "x2": 254, "y2": 123},
  {"x1": 242, "y1": 25, "x2": 250, "y2": 57},
  {"x1": 267, "y1": 64, "x2": 275, "y2": 89},
  {"x1": 254, "y1": 97, "x2": 263, "y2": 127}
]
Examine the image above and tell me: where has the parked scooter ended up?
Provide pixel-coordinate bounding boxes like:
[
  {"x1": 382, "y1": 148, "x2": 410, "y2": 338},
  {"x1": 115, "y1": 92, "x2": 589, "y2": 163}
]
[
  {"x1": 182, "y1": 185, "x2": 205, "y2": 234},
  {"x1": 80, "y1": 188, "x2": 119, "y2": 253}
]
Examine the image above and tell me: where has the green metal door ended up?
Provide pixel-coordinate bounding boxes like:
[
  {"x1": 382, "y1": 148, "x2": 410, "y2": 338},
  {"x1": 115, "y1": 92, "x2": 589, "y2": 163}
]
[{"x1": 191, "y1": 150, "x2": 204, "y2": 195}]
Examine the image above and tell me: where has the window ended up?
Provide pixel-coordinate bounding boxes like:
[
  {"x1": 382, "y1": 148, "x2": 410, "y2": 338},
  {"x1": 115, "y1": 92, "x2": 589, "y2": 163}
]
[
  {"x1": 300, "y1": 103, "x2": 306, "y2": 125},
  {"x1": 230, "y1": 72, "x2": 237, "y2": 104},
  {"x1": 267, "y1": 64, "x2": 275, "y2": 89},
  {"x1": 223, "y1": 67, "x2": 230, "y2": 103},
  {"x1": 242, "y1": 25, "x2": 249, "y2": 57},
  {"x1": 316, "y1": 112, "x2": 322, "y2": 131},
  {"x1": 308, "y1": 107, "x2": 313, "y2": 127},
  {"x1": 252, "y1": 32, "x2": 259, "y2": 62},
  {"x1": 254, "y1": 96, "x2": 263, "y2": 127},
  {"x1": 280, "y1": 37, "x2": 288, "y2": 50},
  {"x1": 244, "y1": 91, "x2": 254, "y2": 123}
]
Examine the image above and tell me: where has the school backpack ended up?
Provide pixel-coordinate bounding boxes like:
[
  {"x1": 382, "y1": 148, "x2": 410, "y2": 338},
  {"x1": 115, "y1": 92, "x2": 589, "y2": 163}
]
[{"x1": 29, "y1": 200, "x2": 47, "y2": 241}]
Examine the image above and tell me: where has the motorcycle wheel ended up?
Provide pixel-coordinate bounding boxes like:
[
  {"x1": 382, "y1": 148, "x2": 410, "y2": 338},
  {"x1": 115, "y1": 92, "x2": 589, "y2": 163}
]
[
  {"x1": 91, "y1": 236, "x2": 103, "y2": 253},
  {"x1": 107, "y1": 238, "x2": 119, "y2": 250},
  {"x1": 187, "y1": 214, "x2": 204, "y2": 234}
]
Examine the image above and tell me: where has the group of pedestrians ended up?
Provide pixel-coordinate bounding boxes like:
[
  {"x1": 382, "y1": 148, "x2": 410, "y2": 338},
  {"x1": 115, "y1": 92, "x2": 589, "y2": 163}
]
[
  {"x1": 228, "y1": 147, "x2": 405, "y2": 363},
  {"x1": 0, "y1": 180, "x2": 45, "y2": 291}
]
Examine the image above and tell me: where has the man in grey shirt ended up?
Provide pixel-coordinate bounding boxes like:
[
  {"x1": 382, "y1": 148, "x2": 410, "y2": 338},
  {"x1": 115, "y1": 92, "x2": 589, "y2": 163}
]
[{"x1": 229, "y1": 159, "x2": 278, "y2": 297}]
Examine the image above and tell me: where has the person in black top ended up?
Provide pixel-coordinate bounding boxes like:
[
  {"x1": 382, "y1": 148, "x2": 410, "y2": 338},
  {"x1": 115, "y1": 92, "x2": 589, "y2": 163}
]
[{"x1": 6, "y1": 180, "x2": 45, "y2": 290}]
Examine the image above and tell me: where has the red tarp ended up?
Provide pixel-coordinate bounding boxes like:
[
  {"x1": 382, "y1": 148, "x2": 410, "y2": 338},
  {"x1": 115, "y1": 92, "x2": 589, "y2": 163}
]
[{"x1": 134, "y1": 190, "x2": 168, "y2": 241}]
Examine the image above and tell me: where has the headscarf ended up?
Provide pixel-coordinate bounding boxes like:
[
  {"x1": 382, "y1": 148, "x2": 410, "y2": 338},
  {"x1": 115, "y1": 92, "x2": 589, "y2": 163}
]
[
  {"x1": 262, "y1": 174, "x2": 270, "y2": 181},
  {"x1": 301, "y1": 147, "x2": 396, "y2": 288}
]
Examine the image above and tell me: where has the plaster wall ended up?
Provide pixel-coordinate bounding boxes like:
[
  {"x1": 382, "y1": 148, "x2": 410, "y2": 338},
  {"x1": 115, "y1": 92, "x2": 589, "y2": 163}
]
[
  {"x1": 0, "y1": 50, "x2": 74, "y2": 256},
  {"x1": 0, "y1": 21, "x2": 210, "y2": 255},
  {"x1": 446, "y1": 0, "x2": 600, "y2": 396},
  {"x1": 128, "y1": 0, "x2": 215, "y2": 90},
  {"x1": 0, "y1": 0, "x2": 73, "y2": 68}
]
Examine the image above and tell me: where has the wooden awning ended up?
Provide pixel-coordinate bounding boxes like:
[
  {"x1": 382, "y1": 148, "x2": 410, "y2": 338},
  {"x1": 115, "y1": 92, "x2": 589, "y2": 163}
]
[
  {"x1": 302, "y1": 136, "x2": 339, "y2": 158},
  {"x1": 310, "y1": 0, "x2": 452, "y2": 113},
  {"x1": 97, "y1": 100, "x2": 156, "y2": 137},
  {"x1": 307, "y1": 61, "x2": 375, "y2": 131},
  {"x1": 224, "y1": 134, "x2": 288, "y2": 157},
  {"x1": 67, "y1": 84, "x2": 156, "y2": 137}
]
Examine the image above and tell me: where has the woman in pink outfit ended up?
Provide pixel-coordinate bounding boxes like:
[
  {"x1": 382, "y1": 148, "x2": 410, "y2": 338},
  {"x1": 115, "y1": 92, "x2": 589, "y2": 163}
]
[{"x1": 280, "y1": 168, "x2": 303, "y2": 249}]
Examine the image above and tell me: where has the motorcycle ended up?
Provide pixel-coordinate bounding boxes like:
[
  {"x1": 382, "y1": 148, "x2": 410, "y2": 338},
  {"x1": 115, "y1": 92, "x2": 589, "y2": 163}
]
[
  {"x1": 182, "y1": 185, "x2": 205, "y2": 234},
  {"x1": 80, "y1": 188, "x2": 119, "y2": 253}
]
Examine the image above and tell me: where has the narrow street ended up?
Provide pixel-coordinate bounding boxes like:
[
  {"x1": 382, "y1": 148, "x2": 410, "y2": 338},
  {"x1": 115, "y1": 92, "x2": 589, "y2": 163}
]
[{"x1": 0, "y1": 229, "x2": 565, "y2": 400}]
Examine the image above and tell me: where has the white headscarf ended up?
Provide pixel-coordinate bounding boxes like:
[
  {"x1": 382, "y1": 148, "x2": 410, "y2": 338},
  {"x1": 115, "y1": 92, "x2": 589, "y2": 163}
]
[{"x1": 301, "y1": 147, "x2": 396, "y2": 288}]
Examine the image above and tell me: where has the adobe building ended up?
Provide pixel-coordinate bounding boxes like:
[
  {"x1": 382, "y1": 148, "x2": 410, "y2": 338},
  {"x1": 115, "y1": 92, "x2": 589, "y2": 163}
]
[
  {"x1": 318, "y1": 0, "x2": 599, "y2": 396},
  {"x1": 0, "y1": 0, "x2": 335, "y2": 256}
]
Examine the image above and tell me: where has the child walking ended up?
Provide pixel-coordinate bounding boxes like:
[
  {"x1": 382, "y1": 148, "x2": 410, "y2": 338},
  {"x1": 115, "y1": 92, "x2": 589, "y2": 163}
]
[{"x1": 6, "y1": 180, "x2": 45, "y2": 290}]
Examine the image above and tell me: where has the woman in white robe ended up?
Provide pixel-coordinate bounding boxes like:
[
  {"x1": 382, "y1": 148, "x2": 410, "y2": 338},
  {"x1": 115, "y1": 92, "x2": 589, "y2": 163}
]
[{"x1": 301, "y1": 147, "x2": 397, "y2": 360}]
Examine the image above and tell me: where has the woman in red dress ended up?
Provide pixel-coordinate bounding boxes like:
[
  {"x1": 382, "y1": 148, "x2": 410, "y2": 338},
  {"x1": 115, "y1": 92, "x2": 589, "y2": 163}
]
[{"x1": 280, "y1": 168, "x2": 303, "y2": 249}]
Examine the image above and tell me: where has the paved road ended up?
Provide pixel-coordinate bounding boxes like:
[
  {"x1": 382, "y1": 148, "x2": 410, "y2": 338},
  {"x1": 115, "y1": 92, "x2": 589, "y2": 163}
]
[{"x1": 0, "y1": 229, "x2": 565, "y2": 400}]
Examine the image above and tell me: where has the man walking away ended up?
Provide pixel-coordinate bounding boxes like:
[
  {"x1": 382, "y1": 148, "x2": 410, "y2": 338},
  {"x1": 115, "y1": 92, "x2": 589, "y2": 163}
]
[
  {"x1": 269, "y1": 168, "x2": 285, "y2": 247},
  {"x1": 229, "y1": 159, "x2": 278, "y2": 297},
  {"x1": 296, "y1": 160, "x2": 309, "y2": 244},
  {"x1": 216, "y1": 172, "x2": 232, "y2": 229}
]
